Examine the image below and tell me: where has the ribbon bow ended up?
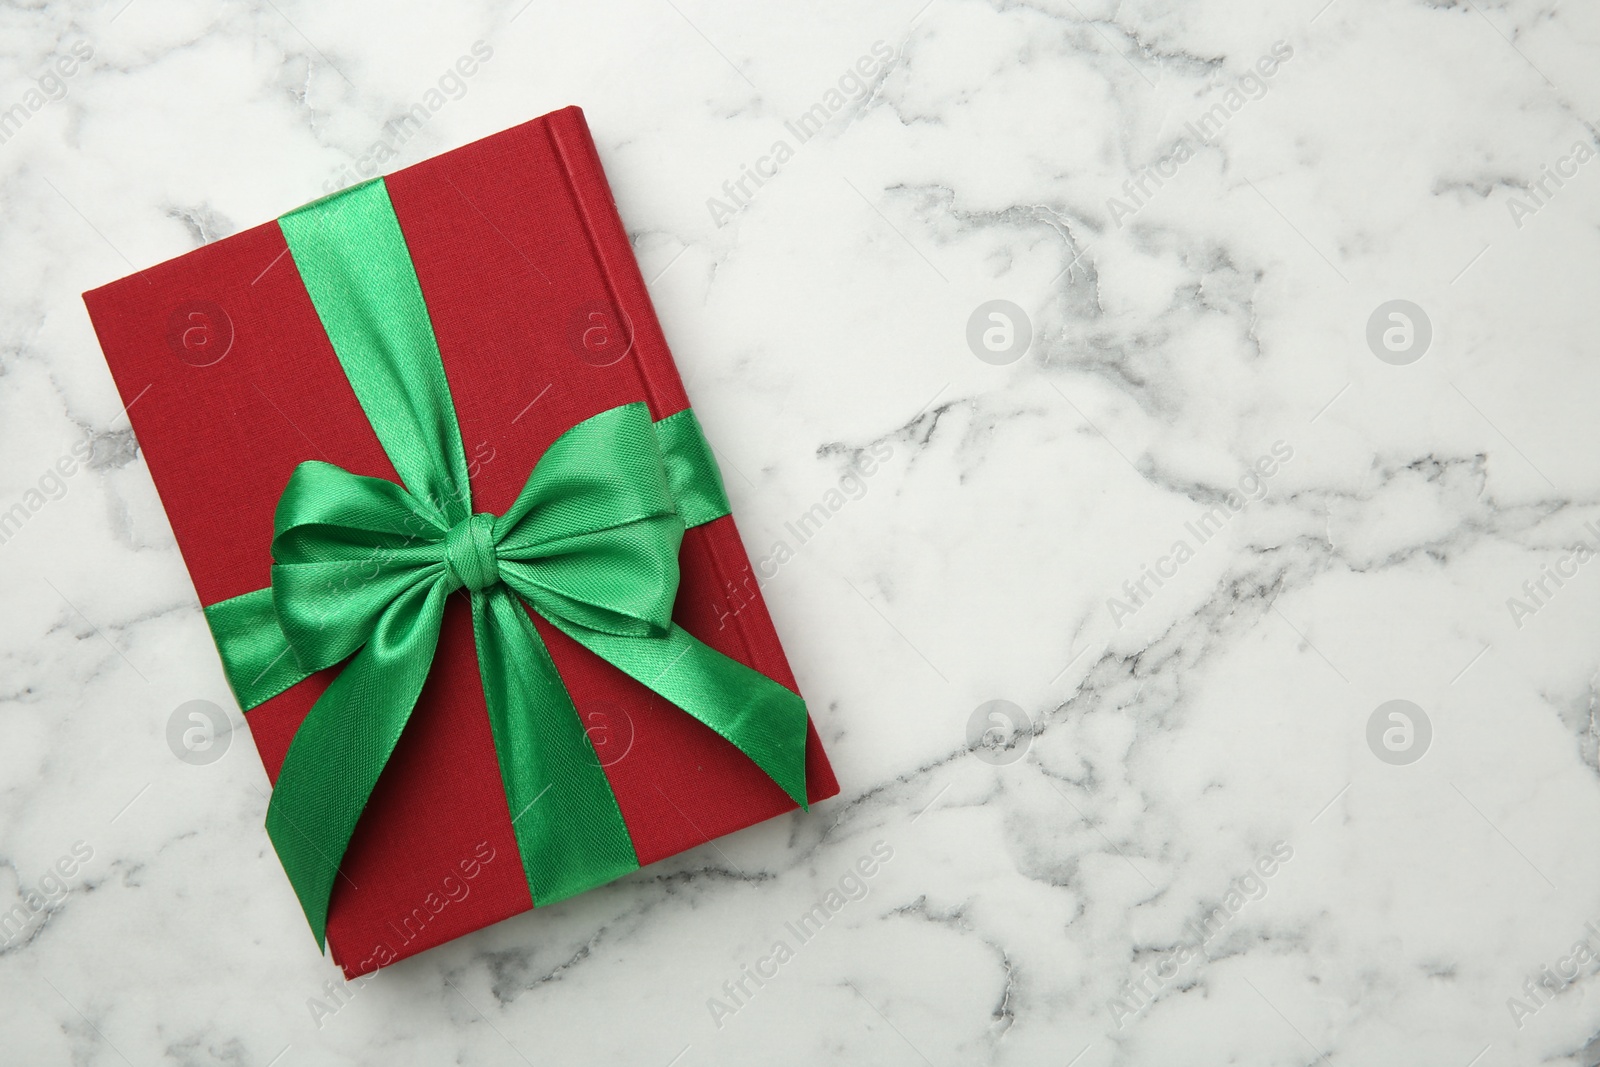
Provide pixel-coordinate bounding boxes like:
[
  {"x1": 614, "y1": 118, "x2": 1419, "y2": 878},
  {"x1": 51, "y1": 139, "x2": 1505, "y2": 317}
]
[{"x1": 204, "y1": 180, "x2": 809, "y2": 948}]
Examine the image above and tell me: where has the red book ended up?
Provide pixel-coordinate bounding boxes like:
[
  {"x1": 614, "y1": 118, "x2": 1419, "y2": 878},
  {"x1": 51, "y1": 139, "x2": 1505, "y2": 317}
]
[{"x1": 81, "y1": 106, "x2": 837, "y2": 976}]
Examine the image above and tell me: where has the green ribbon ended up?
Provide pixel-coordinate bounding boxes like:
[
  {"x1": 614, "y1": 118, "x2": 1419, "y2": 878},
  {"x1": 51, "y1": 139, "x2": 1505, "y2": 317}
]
[{"x1": 204, "y1": 179, "x2": 809, "y2": 948}]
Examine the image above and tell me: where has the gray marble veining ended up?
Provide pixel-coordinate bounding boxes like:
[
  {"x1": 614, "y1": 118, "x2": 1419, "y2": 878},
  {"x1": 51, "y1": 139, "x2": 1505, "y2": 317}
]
[{"x1": 4, "y1": 1, "x2": 1600, "y2": 1064}]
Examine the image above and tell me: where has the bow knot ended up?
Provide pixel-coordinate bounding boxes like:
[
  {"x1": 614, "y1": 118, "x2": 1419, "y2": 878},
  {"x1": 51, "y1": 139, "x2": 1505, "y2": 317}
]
[{"x1": 445, "y1": 512, "x2": 499, "y2": 592}]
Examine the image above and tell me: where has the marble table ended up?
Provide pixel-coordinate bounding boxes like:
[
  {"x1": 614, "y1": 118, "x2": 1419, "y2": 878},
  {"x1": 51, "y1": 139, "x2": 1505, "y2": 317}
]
[{"x1": 5, "y1": 0, "x2": 1600, "y2": 1064}]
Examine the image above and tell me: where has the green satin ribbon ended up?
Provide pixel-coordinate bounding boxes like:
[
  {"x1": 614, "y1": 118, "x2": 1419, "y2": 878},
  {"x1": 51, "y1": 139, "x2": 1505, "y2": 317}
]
[{"x1": 203, "y1": 178, "x2": 809, "y2": 949}]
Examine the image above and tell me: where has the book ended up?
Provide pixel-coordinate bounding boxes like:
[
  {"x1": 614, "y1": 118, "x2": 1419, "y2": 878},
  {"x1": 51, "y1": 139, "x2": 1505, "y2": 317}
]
[{"x1": 82, "y1": 106, "x2": 838, "y2": 976}]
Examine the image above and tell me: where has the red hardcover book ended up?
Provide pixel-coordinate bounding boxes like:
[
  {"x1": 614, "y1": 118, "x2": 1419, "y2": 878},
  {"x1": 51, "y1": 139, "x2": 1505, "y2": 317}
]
[{"x1": 81, "y1": 106, "x2": 837, "y2": 976}]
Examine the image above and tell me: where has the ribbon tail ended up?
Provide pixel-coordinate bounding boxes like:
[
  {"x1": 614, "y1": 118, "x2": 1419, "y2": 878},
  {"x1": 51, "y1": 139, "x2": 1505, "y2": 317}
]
[
  {"x1": 472, "y1": 587, "x2": 639, "y2": 905},
  {"x1": 264, "y1": 579, "x2": 451, "y2": 948},
  {"x1": 551, "y1": 620, "x2": 810, "y2": 810}
]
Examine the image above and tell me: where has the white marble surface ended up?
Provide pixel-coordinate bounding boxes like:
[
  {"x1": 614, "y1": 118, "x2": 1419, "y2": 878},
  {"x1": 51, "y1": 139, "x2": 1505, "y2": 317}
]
[{"x1": 6, "y1": 0, "x2": 1600, "y2": 1063}]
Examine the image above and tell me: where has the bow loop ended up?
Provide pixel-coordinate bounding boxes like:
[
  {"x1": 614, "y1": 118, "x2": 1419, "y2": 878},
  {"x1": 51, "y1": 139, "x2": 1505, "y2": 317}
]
[
  {"x1": 272, "y1": 460, "x2": 451, "y2": 560},
  {"x1": 491, "y1": 403, "x2": 685, "y2": 636},
  {"x1": 494, "y1": 404, "x2": 678, "y2": 550},
  {"x1": 496, "y1": 517, "x2": 683, "y2": 638},
  {"x1": 270, "y1": 460, "x2": 452, "y2": 673}
]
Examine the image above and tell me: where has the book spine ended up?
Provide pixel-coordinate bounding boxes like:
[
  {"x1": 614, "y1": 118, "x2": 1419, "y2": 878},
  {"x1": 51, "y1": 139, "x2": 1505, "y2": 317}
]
[
  {"x1": 542, "y1": 108, "x2": 800, "y2": 696},
  {"x1": 542, "y1": 107, "x2": 689, "y2": 418}
]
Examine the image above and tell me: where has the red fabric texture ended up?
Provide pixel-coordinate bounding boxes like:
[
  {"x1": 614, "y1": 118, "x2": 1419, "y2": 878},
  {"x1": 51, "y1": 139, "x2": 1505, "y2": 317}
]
[{"x1": 82, "y1": 107, "x2": 837, "y2": 977}]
